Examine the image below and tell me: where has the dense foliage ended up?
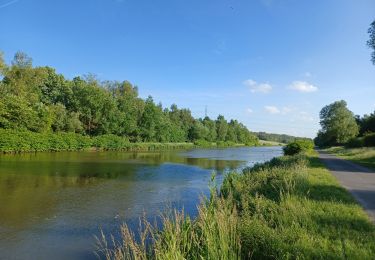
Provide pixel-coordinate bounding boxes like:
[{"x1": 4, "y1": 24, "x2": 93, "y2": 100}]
[
  {"x1": 254, "y1": 132, "x2": 309, "y2": 144},
  {"x1": 356, "y1": 111, "x2": 375, "y2": 136},
  {"x1": 0, "y1": 129, "x2": 199, "y2": 153},
  {"x1": 283, "y1": 139, "x2": 314, "y2": 155},
  {"x1": 314, "y1": 100, "x2": 359, "y2": 147},
  {"x1": 0, "y1": 51, "x2": 258, "y2": 149},
  {"x1": 368, "y1": 20, "x2": 375, "y2": 65},
  {"x1": 314, "y1": 100, "x2": 375, "y2": 148}
]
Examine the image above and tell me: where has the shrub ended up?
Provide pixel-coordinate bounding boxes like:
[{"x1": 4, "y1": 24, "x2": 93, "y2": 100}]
[
  {"x1": 0, "y1": 129, "x2": 92, "y2": 153},
  {"x1": 345, "y1": 137, "x2": 364, "y2": 148},
  {"x1": 363, "y1": 132, "x2": 375, "y2": 147},
  {"x1": 93, "y1": 134, "x2": 130, "y2": 150},
  {"x1": 283, "y1": 139, "x2": 314, "y2": 155},
  {"x1": 194, "y1": 139, "x2": 212, "y2": 147}
]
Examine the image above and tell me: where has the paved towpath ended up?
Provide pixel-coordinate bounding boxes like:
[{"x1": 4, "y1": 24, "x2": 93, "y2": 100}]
[{"x1": 318, "y1": 151, "x2": 375, "y2": 222}]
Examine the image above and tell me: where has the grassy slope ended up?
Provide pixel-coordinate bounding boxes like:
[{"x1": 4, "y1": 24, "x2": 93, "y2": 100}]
[
  {"x1": 325, "y1": 146, "x2": 375, "y2": 170},
  {"x1": 98, "y1": 152, "x2": 375, "y2": 259},
  {"x1": 223, "y1": 152, "x2": 375, "y2": 259}
]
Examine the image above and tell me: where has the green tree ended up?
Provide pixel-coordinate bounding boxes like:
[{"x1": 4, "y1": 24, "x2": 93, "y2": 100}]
[
  {"x1": 316, "y1": 100, "x2": 359, "y2": 146},
  {"x1": 139, "y1": 96, "x2": 161, "y2": 141},
  {"x1": 356, "y1": 112, "x2": 375, "y2": 136},
  {"x1": 109, "y1": 81, "x2": 144, "y2": 139},
  {"x1": 0, "y1": 51, "x2": 6, "y2": 76},
  {"x1": 216, "y1": 115, "x2": 228, "y2": 141},
  {"x1": 203, "y1": 117, "x2": 217, "y2": 142},
  {"x1": 189, "y1": 120, "x2": 209, "y2": 141},
  {"x1": 0, "y1": 50, "x2": 258, "y2": 147},
  {"x1": 0, "y1": 94, "x2": 52, "y2": 132},
  {"x1": 71, "y1": 77, "x2": 118, "y2": 135},
  {"x1": 12, "y1": 51, "x2": 32, "y2": 68}
]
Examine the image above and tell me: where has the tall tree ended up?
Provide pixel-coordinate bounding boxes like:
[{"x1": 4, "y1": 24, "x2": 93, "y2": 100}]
[
  {"x1": 0, "y1": 50, "x2": 258, "y2": 144},
  {"x1": 216, "y1": 115, "x2": 228, "y2": 141},
  {"x1": 315, "y1": 100, "x2": 359, "y2": 146},
  {"x1": 12, "y1": 51, "x2": 33, "y2": 68}
]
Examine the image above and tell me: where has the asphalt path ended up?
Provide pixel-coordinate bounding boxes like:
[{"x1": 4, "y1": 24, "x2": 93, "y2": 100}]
[{"x1": 318, "y1": 151, "x2": 375, "y2": 222}]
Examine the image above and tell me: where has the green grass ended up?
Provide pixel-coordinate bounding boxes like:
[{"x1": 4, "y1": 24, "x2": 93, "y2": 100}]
[
  {"x1": 325, "y1": 146, "x2": 375, "y2": 170},
  {"x1": 97, "y1": 153, "x2": 375, "y2": 259},
  {"x1": 222, "y1": 153, "x2": 375, "y2": 259},
  {"x1": 96, "y1": 188, "x2": 241, "y2": 260}
]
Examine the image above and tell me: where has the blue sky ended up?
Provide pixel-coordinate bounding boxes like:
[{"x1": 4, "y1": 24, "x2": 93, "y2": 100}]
[{"x1": 1, "y1": 0, "x2": 374, "y2": 138}]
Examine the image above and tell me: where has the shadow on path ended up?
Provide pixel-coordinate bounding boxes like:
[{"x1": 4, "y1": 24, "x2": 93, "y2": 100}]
[{"x1": 318, "y1": 151, "x2": 375, "y2": 222}]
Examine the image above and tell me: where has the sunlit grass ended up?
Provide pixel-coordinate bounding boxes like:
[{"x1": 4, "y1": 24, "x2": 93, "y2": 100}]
[
  {"x1": 96, "y1": 192, "x2": 241, "y2": 259},
  {"x1": 97, "y1": 152, "x2": 375, "y2": 259},
  {"x1": 325, "y1": 146, "x2": 375, "y2": 170}
]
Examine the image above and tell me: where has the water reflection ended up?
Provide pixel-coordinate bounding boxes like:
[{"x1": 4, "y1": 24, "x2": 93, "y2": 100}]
[{"x1": 0, "y1": 146, "x2": 282, "y2": 260}]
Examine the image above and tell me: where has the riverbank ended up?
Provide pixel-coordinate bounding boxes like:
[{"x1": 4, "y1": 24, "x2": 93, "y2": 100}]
[
  {"x1": 0, "y1": 129, "x2": 254, "y2": 154},
  {"x1": 98, "y1": 152, "x2": 375, "y2": 259},
  {"x1": 258, "y1": 139, "x2": 285, "y2": 146},
  {"x1": 324, "y1": 146, "x2": 375, "y2": 170}
]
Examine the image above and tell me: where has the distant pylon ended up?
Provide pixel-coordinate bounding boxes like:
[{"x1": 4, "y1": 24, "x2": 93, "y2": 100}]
[{"x1": 205, "y1": 105, "x2": 208, "y2": 117}]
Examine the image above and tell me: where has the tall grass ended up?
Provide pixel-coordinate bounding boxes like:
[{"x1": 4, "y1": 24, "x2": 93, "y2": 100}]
[
  {"x1": 96, "y1": 193, "x2": 241, "y2": 260},
  {"x1": 223, "y1": 154, "x2": 375, "y2": 259},
  {"x1": 96, "y1": 153, "x2": 375, "y2": 259}
]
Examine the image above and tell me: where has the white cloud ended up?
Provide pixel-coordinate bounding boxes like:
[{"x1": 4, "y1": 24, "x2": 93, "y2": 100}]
[
  {"x1": 288, "y1": 81, "x2": 318, "y2": 93},
  {"x1": 246, "y1": 108, "x2": 253, "y2": 114},
  {"x1": 244, "y1": 79, "x2": 272, "y2": 94},
  {"x1": 264, "y1": 106, "x2": 280, "y2": 114},
  {"x1": 298, "y1": 111, "x2": 314, "y2": 122},
  {"x1": 281, "y1": 106, "x2": 292, "y2": 114},
  {"x1": 264, "y1": 106, "x2": 293, "y2": 115}
]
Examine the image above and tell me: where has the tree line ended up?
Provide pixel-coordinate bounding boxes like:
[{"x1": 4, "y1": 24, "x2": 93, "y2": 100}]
[
  {"x1": 314, "y1": 100, "x2": 375, "y2": 147},
  {"x1": 254, "y1": 132, "x2": 310, "y2": 144},
  {"x1": 0, "y1": 51, "x2": 258, "y2": 146}
]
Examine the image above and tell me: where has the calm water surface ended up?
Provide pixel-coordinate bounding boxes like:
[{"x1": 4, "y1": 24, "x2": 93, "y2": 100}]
[{"x1": 0, "y1": 146, "x2": 282, "y2": 260}]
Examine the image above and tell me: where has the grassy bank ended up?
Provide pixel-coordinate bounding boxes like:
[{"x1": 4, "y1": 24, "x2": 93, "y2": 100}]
[
  {"x1": 0, "y1": 129, "x2": 252, "y2": 153},
  {"x1": 97, "y1": 152, "x2": 375, "y2": 259},
  {"x1": 258, "y1": 139, "x2": 285, "y2": 146},
  {"x1": 325, "y1": 146, "x2": 375, "y2": 170}
]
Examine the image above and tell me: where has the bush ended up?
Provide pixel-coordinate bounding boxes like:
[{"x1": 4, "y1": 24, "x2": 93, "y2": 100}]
[
  {"x1": 194, "y1": 139, "x2": 213, "y2": 147},
  {"x1": 93, "y1": 134, "x2": 129, "y2": 150},
  {"x1": 363, "y1": 132, "x2": 375, "y2": 147},
  {"x1": 345, "y1": 137, "x2": 364, "y2": 148},
  {"x1": 283, "y1": 139, "x2": 314, "y2": 156},
  {"x1": 0, "y1": 129, "x2": 92, "y2": 153}
]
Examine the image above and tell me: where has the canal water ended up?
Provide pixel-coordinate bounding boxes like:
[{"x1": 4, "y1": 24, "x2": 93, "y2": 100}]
[{"x1": 0, "y1": 146, "x2": 282, "y2": 259}]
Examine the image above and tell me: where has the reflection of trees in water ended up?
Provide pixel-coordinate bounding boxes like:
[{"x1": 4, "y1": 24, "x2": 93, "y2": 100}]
[
  {"x1": 0, "y1": 150, "x2": 245, "y2": 230},
  {"x1": 0, "y1": 173, "x2": 97, "y2": 228},
  {"x1": 184, "y1": 157, "x2": 243, "y2": 171},
  {"x1": 117, "y1": 152, "x2": 244, "y2": 171}
]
